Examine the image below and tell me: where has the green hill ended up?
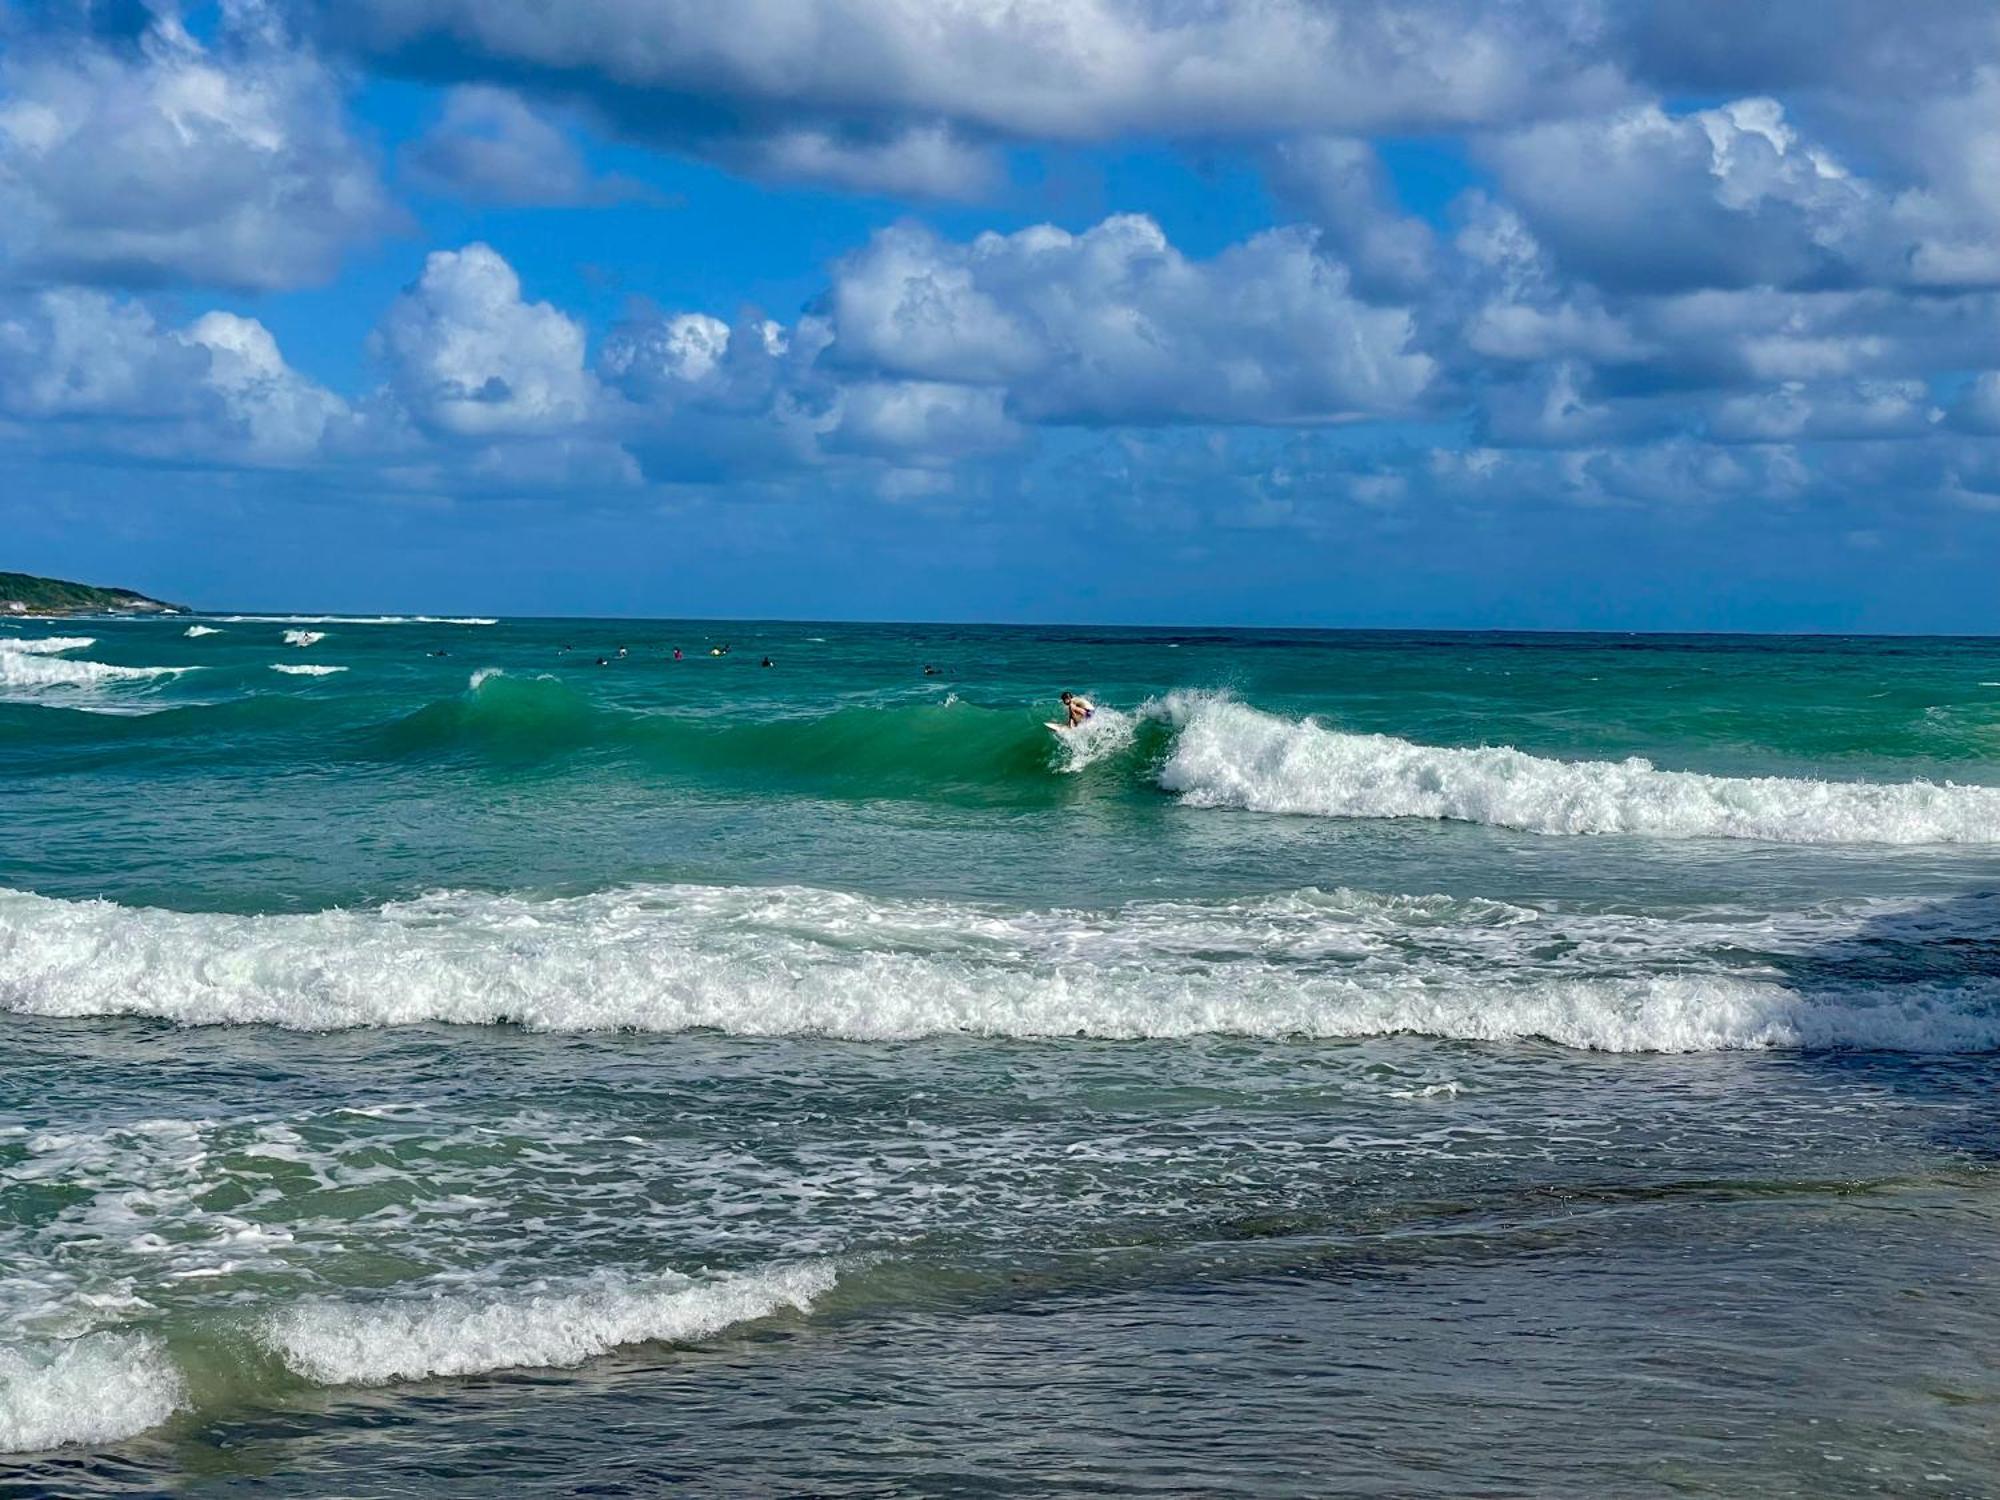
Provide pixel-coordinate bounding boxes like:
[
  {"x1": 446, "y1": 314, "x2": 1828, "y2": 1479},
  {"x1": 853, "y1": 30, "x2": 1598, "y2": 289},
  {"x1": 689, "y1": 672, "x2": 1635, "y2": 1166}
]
[{"x1": 0, "y1": 571, "x2": 184, "y2": 615}]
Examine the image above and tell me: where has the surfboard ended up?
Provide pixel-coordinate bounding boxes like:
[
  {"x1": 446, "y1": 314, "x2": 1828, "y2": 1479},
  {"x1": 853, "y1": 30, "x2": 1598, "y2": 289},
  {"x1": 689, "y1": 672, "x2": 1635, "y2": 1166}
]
[{"x1": 1045, "y1": 720, "x2": 1069, "y2": 735}]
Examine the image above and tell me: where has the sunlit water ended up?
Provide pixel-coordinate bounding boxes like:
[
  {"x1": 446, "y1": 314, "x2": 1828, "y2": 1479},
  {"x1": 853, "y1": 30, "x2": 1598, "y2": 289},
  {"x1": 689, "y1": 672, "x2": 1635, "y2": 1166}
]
[{"x1": 3, "y1": 618, "x2": 1998, "y2": 1495}]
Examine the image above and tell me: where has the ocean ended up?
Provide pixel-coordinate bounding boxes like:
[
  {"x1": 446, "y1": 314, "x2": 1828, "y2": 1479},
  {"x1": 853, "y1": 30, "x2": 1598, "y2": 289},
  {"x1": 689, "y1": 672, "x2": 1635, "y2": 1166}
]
[{"x1": 3, "y1": 616, "x2": 1998, "y2": 1496}]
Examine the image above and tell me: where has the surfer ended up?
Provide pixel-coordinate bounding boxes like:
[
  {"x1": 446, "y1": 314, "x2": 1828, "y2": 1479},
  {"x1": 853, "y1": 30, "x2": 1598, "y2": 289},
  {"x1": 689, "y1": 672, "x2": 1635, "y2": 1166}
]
[
  {"x1": 760, "y1": 655, "x2": 774, "y2": 668},
  {"x1": 1060, "y1": 691, "x2": 1095, "y2": 728},
  {"x1": 672, "y1": 648, "x2": 683, "y2": 661}
]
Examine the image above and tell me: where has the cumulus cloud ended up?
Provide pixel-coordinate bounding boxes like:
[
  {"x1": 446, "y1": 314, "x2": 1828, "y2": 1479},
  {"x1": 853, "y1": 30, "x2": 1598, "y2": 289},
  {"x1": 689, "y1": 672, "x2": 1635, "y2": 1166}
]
[
  {"x1": 0, "y1": 287, "x2": 344, "y2": 464},
  {"x1": 372, "y1": 242, "x2": 600, "y2": 438},
  {"x1": 824, "y1": 214, "x2": 1434, "y2": 425},
  {"x1": 1485, "y1": 98, "x2": 1879, "y2": 294},
  {"x1": 9, "y1": 1, "x2": 2000, "y2": 539},
  {"x1": 0, "y1": 1, "x2": 395, "y2": 290}
]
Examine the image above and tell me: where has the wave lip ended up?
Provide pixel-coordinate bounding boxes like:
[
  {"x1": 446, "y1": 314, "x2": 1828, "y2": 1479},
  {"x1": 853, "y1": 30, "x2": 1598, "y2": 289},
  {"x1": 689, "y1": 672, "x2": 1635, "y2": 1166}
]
[
  {"x1": 265, "y1": 1263, "x2": 834, "y2": 1386},
  {"x1": 0, "y1": 636, "x2": 96, "y2": 655},
  {"x1": 1153, "y1": 692, "x2": 2000, "y2": 845},
  {"x1": 270, "y1": 663, "x2": 347, "y2": 676},
  {"x1": 5, "y1": 882, "x2": 1998, "y2": 1053},
  {"x1": 0, "y1": 1333, "x2": 185, "y2": 1453},
  {"x1": 0, "y1": 635, "x2": 194, "y2": 693},
  {"x1": 183, "y1": 625, "x2": 223, "y2": 638}
]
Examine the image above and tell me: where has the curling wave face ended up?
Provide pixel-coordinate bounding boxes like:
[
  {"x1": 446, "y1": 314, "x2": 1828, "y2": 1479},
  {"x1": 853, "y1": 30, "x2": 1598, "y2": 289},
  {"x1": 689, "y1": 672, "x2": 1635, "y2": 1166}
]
[
  {"x1": 5, "y1": 881, "x2": 1998, "y2": 1052},
  {"x1": 357, "y1": 675, "x2": 2000, "y2": 844}
]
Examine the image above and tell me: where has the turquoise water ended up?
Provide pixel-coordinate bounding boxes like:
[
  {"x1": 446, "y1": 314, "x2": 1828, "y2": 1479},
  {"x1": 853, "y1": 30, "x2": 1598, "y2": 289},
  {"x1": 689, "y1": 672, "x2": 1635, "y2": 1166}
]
[{"x1": 4, "y1": 617, "x2": 2000, "y2": 1495}]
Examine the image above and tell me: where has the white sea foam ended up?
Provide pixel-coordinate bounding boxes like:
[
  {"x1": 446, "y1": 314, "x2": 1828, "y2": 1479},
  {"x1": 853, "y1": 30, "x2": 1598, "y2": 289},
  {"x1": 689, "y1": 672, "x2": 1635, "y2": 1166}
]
[
  {"x1": 0, "y1": 636, "x2": 193, "y2": 692},
  {"x1": 1151, "y1": 692, "x2": 2000, "y2": 845},
  {"x1": 1054, "y1": 704, "x2": 1137, "y2": 773},
  {"x1": 3, "y1": 882, "x2": 1995, "y2": 1053},
  {"x1": 0, "y1": 636, "x2": 95, "y2": 655},
  {"x1": 270, "y1": 663, "x2": 347, "y2": 676},
  {"x1": 183, "y1": 625, "x2": 223, "y2": 637},
  {"x1": 0, "y1": 1333, "x2": 185, "y2": 1452},
  {"x1": 266, "y1": 1263, "x2": 833, "y2": 1386},
  {"x1": 281, "y1": 630, "x2": 325, "y2": 648}
]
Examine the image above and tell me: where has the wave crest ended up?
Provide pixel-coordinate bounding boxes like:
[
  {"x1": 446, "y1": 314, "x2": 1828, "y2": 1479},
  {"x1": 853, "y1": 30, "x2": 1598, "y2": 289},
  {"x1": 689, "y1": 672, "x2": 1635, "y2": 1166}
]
[
  {"x1": 0, "y1": 1333, "x2": 185, "y2": 1452},
  {"x1": 265, "y1": 1263, "x2": 833, "y2": 1387},
  {"x1": 4, "y1": 882, "x2": 1996, "y2": 1052},
  {"x1": 0, "y1": 636, "x2": 194, "y2": 693},
  {"x1": 1152, "y1": 692, "x2": 2000, "y2": 844}
]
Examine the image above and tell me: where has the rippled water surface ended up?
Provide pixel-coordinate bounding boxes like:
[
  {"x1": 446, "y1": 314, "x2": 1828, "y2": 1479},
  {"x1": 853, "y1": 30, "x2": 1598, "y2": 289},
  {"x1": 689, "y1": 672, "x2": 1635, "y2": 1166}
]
[{"x1": 3, "y1": 617, "x2": 1999, "y2": 1495}]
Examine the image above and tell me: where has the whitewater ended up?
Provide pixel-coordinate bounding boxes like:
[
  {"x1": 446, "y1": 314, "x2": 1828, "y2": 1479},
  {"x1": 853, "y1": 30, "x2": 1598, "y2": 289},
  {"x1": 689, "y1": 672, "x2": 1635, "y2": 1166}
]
[
  {"x1": 6, "y1": 618, "x2": 2000, "y2": 1495},
  {"x1": 1150, "y1": 691, "x2": 2000, "y2": 843},
  {"x1": 4, "y1": 882, "x2": 1996, "y2": 1052}
]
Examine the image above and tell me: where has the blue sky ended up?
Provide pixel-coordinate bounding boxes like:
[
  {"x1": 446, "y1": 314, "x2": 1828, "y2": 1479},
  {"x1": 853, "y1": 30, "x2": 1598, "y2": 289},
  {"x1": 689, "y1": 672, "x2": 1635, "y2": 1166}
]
[{"x1": 6, "y1": 1, "x2": 2000, "y2": 628}]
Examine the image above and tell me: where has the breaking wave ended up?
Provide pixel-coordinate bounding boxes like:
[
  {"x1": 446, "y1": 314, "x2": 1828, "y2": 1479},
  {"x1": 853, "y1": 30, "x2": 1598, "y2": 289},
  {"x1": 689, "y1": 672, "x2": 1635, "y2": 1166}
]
[
  {"x1": 280, "y1": 629, "x2": 325, "y2": 648},
  {"x1": 183, "y1": 625, "x2": 223, "y2": 638},
  {"x1": 0, "y1": 1333, "x2": 185, "y2": 1452},
  {"x1": 1151, "y1": 692, "x2": 2000, "y2": 845},
  {"x1": 0, "y1": 1264, "x2": 827, "y2": 1452},
  {"x1": 266, "y1": 1263, "x2": 833, "y2": 1387},
  {"x1": 270, "y1": 663, "x2": 347, "y2": 676},
  {"x1": 0, "y1": 636, "x2": 194, "y2": 694},
  {"x1": 4, "y1": 881, "x2": 1997, "y2": 1053},
  {"x1": 360, "y1": 679, "x2": 2000, "y2": 844}
]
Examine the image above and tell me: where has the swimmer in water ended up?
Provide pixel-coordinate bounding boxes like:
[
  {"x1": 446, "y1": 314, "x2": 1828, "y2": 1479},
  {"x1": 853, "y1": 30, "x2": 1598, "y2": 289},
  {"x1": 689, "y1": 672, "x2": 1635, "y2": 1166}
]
[
  {"x1": 760, "y1": 655, "x2": 774, "y2": 668},
  {"x1": 672, "y1": 648, "x2": 683, "y2": 661},
  {"x1": 1060, "y1": 691, "x2": 1095, "y2": 727},
  {"x1": 923, "y1": 664, "x2": 939, "y2": 676},
  {"x1": 617, "y1": 646, "x2": 628, "y2": 659}
]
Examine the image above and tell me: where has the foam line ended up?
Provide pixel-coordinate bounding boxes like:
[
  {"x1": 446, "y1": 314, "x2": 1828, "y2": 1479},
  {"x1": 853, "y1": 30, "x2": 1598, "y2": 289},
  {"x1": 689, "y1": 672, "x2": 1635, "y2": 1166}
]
[{"x1": 4, "y1": 883, "x2": 1996, "y2": 1052}]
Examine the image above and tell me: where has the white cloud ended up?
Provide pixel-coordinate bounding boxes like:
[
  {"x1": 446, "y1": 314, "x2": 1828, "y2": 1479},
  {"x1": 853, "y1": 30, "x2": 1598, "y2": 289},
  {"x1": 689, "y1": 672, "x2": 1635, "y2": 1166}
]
[
  {"x1": 825, "y1": 215, "x2": 1435, "y2": 424},
  {"x1": 0, "y1": 287, "x2": 344, "y2": 465},
  {"x1": 822, "y1": 380, "x2": 1019, "y2": 463},
  {"x1": 182, "y1": 311, "x2": 349, "y2": 461},
  {"x1": 1486, "y1": 98, "x2": 1879, "y2": 293},
  {"x1": 372, "y1": 242, "x2": 599, "y2": 438},
  {"x1": 0, "y1": 2, "x2": 395, "y2": 291}
]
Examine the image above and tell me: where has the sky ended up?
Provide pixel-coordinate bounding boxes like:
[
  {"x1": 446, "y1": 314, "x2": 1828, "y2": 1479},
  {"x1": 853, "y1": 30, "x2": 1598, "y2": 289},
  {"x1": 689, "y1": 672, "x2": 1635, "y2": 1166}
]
[{"x1": 5, "y1": 2, "x2": 2000, "y2": 628}]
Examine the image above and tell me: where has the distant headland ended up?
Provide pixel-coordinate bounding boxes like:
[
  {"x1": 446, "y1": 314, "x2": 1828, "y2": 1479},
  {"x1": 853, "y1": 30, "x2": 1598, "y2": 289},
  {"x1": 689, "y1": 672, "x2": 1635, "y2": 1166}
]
[{"x1": 0, "y1": 570, "x2": 184, "y2": 616}]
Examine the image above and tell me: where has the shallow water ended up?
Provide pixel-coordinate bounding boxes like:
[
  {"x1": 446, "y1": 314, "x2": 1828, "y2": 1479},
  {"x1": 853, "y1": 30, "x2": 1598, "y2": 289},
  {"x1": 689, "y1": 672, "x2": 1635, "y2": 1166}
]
[{"x1": 3, "y1": 618, "x2": 1998, "y2": 1494}]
